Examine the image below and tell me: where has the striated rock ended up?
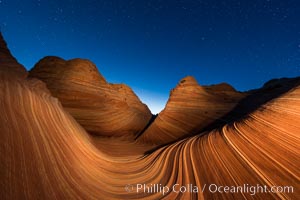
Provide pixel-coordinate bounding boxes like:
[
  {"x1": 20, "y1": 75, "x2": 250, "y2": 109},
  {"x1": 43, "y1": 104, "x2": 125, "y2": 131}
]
[
  {"x1": 1, "y1": 67, "x2": 299, "y2": 200},
  {"x1": 1, "y1": 34, "x2": 299, "y2": 200},
  {"x1": 29, "y1": 56, "x2": 152, "y2": 137},
  {"x1": 0, "y1": 32, "x2": 27, "y2": 78},
  {"x1": 137, "y1": 76, "x2": 246, "y2": 145}
]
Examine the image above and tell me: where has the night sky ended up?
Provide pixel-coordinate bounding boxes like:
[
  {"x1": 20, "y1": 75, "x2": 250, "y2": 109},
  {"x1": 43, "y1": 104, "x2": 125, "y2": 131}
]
[{"x1": 1, "y1": 0, "x2": 300, "y2": 113}]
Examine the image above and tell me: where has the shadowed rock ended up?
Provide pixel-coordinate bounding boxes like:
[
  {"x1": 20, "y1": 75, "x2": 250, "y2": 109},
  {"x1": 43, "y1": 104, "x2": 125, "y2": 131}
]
[{"x1": 0, "y1": 32, "x2": 27, "y2": 78}]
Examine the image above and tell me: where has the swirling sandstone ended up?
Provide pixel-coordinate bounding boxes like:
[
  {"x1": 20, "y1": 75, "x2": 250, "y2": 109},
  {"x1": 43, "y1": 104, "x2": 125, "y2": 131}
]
[{"x1": 1, "y1": 33, "x2": 299, "y2": 199}]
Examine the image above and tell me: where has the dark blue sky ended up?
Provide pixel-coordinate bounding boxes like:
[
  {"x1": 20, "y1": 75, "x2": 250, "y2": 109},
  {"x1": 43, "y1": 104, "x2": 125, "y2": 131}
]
[{"x1": 1, "y1": 0, "x2": 300, "y2": 113}]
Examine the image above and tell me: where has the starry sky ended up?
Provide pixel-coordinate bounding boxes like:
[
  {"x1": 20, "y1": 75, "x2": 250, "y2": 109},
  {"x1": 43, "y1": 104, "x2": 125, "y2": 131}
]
[{"x1": 1, "y1": 0, "x2": 300, "y2": 113}]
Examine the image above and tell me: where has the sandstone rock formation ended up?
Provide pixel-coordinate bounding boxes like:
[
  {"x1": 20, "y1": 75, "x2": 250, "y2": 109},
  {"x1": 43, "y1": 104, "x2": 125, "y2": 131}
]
[
  {"x1": 29, "y1": 56, "x2": 152, "y2": 137},
  {"x1": 1, "y1": 33, "x2": 299, "y2": 199},
  {"x1": 137, "y1": 76, "x2": 246, "y2": 145}
]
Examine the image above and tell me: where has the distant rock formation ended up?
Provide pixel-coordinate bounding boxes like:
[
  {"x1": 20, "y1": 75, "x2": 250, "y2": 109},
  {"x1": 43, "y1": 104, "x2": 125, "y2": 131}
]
[
  {"x1": 137, "y1": 76, "x2": 245, "y2": 145},
  {"x1": 29, "y1": 56, "x2": 152, "y2": 137}
]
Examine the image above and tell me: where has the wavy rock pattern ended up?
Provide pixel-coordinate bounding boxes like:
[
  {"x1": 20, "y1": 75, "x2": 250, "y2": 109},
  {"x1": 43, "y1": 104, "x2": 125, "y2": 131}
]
[
  {"x1": 0, "y1": 34, "x2": 299, "y2": 199},
  {"x1": 137, "y1": 76, "x2": 245, "y2": 145},
  {"x1": 1, "y1": 68, "x2": 300, "y2": 200},
  {"x1": 29, "y1": 56, "x2": 152, "y2": 137}
]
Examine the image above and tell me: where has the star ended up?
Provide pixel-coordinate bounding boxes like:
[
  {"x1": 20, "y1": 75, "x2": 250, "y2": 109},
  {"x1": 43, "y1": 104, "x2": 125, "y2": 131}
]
[{"x1": 56, "y1": 8, "x2": 63, "y2": 14}]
